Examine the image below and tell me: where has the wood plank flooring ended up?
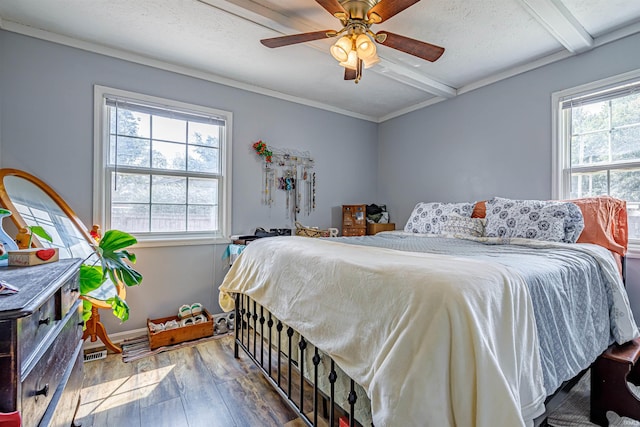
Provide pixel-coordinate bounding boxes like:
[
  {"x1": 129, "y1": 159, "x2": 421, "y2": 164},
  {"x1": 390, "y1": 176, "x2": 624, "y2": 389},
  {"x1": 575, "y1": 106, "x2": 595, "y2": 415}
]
[
  {"x1": 77, "y1": 334, "x2": 590, "y2": 427},
  {"x1": 77, "y1": 336, "x2": 299, "y2": 427}
]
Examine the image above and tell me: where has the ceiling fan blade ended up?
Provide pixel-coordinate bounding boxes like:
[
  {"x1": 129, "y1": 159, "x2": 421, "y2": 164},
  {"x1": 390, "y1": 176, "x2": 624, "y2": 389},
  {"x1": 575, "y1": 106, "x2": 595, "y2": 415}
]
[
  {"x1": 376, "y1": 31, "x2": 444, "y2": 62},
  {"x1": 344, "y1": 68, "x2": 357, "y2": 80},
  {"x1": 261, "y1": 30, "x2": 336, "y2": 48},
  {"x1": 367, "y1": 0, "x2": 420, "y2": 23},
  {"x1": 315, "y1": 0, "x2": 348, "y2": 19}
]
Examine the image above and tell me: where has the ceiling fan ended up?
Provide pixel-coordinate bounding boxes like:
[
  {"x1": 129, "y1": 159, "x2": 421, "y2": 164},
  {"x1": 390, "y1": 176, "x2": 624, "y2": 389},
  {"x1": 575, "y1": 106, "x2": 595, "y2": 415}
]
[{"x1": 260, "y1": 0, "x2": 445, "y2": 83}]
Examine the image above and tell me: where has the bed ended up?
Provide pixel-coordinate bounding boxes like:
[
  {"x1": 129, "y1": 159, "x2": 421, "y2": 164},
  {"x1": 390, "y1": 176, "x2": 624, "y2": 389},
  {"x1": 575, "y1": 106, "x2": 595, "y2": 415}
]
[{"x1": 219, "y1": 196, "x2": 639, "y2": 427}]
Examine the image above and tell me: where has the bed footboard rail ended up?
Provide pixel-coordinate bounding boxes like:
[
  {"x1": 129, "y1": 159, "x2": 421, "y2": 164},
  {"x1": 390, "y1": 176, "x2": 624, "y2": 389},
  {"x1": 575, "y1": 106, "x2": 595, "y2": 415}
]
[{"x1": 233, "y1": 293, "x2": 367, "y2": 427}]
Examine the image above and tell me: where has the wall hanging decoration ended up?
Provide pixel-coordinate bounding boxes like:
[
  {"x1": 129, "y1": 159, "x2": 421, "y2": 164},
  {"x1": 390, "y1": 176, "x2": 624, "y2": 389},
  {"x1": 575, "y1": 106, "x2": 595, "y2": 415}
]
[{"x1": 252, "y1": 141, "x2": 315, "y2": 221}]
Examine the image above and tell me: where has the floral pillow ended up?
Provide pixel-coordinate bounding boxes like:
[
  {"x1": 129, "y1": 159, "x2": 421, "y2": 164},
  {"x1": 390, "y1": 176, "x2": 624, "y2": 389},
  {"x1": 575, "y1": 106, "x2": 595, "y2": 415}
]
[
  {"x1": 485, "y1": 197, "x2": 584, "y2": 243},
  {"x1": 440, "y1": 216, "x2": 486, "y2": 237},
  {"x1": 404, "y1": 202, "x2": 475, "y2": 234}
]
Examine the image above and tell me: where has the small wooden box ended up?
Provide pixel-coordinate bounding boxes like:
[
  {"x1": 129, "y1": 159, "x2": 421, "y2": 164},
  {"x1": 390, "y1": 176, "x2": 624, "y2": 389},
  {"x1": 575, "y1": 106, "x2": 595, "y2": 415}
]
[
  {"x1": 8, "y1": 248, "x2": 59, "y2": 266},
  {"x1": 367, "y1": 223, "x2": 396, "y2": 235},
  {"x1": 147, "y1": 309, "x2": 213, "y2": 350},
  {"x1": 342, "y1": 205, "x2": 366, "y2": 236}
]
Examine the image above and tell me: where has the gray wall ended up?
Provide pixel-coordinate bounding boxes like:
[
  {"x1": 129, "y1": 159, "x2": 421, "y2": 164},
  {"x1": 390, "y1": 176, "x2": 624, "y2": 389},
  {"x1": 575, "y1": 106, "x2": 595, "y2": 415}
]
[
  {"x1": 2, "y1": 27, "x2": 639, "y2": 335},
  {"x1": 0, "y1": 30, "x2": 378, "y2": 333},
  {"x1": 378, "y1": 32, "x2": 640, "y2": 321}
]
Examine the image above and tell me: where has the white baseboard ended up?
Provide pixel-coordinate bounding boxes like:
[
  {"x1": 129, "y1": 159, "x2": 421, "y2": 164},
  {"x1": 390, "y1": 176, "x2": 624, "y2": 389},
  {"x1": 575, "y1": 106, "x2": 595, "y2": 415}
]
[{"x1": 83, "y1": 327, "x2": 148, "y2": 351}]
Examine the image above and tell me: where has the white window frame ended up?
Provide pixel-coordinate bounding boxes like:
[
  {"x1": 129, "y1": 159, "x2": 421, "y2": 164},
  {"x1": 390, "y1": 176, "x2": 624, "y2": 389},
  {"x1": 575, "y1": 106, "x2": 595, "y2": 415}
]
[
  {"x1": 93, "y1": 85, "x2": 232, "y2": 247},
  {"x1": 552, "y1": 68, "x2": 640, "y2": 256}
]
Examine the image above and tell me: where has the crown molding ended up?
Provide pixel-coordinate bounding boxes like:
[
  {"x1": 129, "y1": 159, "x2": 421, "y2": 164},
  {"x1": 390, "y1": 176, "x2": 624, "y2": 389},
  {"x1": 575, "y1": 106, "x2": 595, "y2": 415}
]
[
  {"x1": 0, "y1": 19, "x2": 378, "y2": 123},
  {"x1": 378, "y1": 96, "x2": 447, "y2": 122},
  {"x1": 1, "y1": 12, "x2": 639, "y2": 123}
]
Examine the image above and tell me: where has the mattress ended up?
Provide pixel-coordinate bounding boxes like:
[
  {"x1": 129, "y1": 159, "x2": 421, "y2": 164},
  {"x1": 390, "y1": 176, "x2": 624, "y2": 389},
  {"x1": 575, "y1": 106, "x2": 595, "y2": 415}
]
[
  {"x1": 332, "y1": 231, "x2": 638, "y2": 394},
  {"x1": 219, "y1": 234, "x2": 638, "y2": 426}
]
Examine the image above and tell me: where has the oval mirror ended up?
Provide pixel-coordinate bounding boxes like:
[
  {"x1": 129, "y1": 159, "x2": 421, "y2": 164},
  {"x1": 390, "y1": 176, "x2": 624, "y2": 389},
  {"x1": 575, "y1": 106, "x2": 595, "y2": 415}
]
[
  {"x1": 0, "y1": 168, "x2": 125, "y2": 303},
  {"x1": 0, "y1": 168, "x2": 129, "y2": 353}
]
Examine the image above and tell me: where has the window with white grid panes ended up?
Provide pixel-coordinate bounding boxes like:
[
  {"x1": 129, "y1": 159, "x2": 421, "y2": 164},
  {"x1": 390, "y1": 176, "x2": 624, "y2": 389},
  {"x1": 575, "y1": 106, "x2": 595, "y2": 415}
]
[
  {"x1": 94, "y1": 86, "x2": 231, "y2": 242},
  {"x1": 554, "y1": 74, "x2": 640, "y2": 243}
]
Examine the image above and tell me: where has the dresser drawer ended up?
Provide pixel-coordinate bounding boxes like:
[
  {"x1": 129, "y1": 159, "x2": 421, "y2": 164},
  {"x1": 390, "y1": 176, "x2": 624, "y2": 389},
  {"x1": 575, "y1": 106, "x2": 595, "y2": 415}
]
[
  {"x1": 20, "y1": 301, "x2": 82, "y2": 427},
  {"x1": 60, "y1": 271, "x2": 80, "y2": 319},
  {"x1": 39, "y1": 341, "x2": 84, "y2": 427},
  {"x1": 18, "y1": 296, "x2": 57, "y2": 367},
  {"x1": 343, "y1": 227, "x2": 366, "y2": 236}
]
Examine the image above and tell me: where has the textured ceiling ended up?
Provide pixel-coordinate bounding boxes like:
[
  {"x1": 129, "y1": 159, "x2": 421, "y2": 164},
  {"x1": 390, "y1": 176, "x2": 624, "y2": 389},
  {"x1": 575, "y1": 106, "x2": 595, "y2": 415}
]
[{"x1": 0, "y1": 0, "x2": 639, "y2": 121}]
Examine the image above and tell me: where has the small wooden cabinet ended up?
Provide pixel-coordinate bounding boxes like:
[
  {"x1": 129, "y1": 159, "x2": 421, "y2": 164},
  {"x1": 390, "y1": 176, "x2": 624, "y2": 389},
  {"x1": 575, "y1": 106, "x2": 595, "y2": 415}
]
[
  {"x1": 0, "y1": 259, "x2": 84, "y2": 427},
  {"x1": 342, "y1": 205, "x2": 366, "y2": 236}
]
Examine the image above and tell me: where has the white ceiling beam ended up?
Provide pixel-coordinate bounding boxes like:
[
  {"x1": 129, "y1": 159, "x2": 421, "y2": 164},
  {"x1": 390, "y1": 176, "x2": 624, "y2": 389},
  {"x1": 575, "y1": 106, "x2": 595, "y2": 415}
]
[
  {"x1": 374, "y1": 60, "x2": 457, "y2": 98},
  {"x1": 517, "y1": 0, "x2": 593, "y2": 53},
  {"x1": 198, "y1": 0, "x2": 322, "y2": 36},
  {"x1": 197, "y1": 0, "x2": 457, "y2": 98}
]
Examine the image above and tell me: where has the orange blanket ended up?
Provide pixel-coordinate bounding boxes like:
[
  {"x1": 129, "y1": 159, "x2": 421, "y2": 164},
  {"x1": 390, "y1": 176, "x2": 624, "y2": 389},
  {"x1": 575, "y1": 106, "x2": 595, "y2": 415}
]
[{"x1": 572, "y1": 196, "x2": 628, "y2": 256}]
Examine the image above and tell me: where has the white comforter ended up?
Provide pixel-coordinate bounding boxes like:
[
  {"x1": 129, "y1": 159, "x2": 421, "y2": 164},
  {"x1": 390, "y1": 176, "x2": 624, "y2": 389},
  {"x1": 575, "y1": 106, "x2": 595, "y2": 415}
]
[{"x1": 219, "y1": 236, "x2": 546, "y2": 426}]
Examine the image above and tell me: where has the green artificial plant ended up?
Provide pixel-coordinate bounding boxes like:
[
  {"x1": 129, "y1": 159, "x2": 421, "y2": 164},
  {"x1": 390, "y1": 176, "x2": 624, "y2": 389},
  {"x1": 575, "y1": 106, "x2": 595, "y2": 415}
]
[
  {"x1": 79, "y1": 229, "x2": 143, "y2": 324},
  {"x1": 25, "y1": 225, "x2": 52, "y2": 247}
]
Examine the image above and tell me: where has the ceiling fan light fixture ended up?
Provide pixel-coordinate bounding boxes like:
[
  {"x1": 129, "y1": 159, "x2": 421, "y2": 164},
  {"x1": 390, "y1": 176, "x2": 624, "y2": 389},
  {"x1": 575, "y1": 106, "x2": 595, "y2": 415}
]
[
  {"x1": 363, "y1": 53, "x2": 380, "y2": 68},
  {"x1": 259, "y1": 0, "x2": 446, "y2": 84},
  {"x1": 330, "y1": 36, "x2": 352, "y2": 62},
  {"x1": 355, "y1": 34, "x2": 376, "y2": 60},
  {"x1": 368, "y1": 11, "x2": 382, "y2": 24},
  {"x1": 339, "y1": 50, "x2": 359, "y2": 70}
]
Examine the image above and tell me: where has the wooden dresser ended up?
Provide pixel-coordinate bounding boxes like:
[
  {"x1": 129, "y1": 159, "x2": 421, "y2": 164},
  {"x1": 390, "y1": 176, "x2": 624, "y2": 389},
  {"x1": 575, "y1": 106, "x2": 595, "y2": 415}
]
[
  {"x1": 342, "y1": 204, "x2": 366, "y2": 236},
  {"x1": 0, "y1": 258, "x2": 84, "y2": 427}
]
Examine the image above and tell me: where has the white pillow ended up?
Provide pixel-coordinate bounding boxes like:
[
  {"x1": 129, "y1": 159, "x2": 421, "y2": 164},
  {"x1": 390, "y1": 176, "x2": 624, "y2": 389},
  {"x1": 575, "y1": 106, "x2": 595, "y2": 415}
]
[
  {"x1": 440, "y1": 216, "x2": 486, "y2": 237},
  {"x1": 404, "y1": 202, "x2": 475, "y2": 234}
]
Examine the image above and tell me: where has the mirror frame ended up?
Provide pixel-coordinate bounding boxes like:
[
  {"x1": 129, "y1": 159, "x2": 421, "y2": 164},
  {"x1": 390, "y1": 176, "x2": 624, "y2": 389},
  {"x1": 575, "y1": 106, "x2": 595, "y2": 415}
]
[{"x1": 0, "y1": 168, "x2": 125, "y2": 307}]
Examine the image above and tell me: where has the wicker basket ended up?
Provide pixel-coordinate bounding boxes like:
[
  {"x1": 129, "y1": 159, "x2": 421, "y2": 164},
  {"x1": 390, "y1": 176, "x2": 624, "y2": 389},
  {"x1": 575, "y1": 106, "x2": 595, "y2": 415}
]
[{"x1": 295, "y1": 221, "x2": 330, "y2": 238}]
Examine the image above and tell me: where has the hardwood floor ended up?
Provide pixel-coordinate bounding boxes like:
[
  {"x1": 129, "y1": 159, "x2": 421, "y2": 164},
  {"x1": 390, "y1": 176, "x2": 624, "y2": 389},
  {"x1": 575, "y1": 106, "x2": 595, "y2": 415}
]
[
  {"x1": 77, "y1": 335, "x2": 590, "y2": 427},
  {"x1": 76, "y1": 336, "x2": 299, "y2": 427}
]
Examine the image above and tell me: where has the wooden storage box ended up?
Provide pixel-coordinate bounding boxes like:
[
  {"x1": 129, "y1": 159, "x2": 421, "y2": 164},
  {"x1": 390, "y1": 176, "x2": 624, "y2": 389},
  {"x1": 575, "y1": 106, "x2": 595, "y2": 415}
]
[
  {"x1": 8, "y1": 248, "x2": 59, "y2": 266},
  {"x1": 367, "y1": 223, "x2": 396, "y2": 235},
  {"x1": 342, "y1": 205, "x2": 366, "y2": 236},
  {"x1": 147, "y1": 309, "x2": 213, "y2": 349}
]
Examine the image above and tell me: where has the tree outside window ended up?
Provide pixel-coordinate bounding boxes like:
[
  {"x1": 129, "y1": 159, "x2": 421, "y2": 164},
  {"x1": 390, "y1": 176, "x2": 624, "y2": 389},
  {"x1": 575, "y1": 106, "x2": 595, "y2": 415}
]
[{"x1": 558, "y1": 80, "x2": 640, "y2": 241}]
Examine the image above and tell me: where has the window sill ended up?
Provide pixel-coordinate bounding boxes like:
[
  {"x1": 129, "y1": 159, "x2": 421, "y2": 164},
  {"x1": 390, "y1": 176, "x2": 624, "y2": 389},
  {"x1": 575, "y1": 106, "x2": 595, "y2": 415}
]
[
  {"x1": 627, "y1": 245, "x2": 640, "y2": 259},
  {"x1": 131, "y1": 235, "x2": 231, "y2": 248}
]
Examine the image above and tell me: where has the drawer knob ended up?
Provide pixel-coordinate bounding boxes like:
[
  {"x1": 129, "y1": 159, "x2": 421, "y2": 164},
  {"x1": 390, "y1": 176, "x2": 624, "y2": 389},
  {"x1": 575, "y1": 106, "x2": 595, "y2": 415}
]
[
  {"x1": 78, "y1": 321, "x2": 85, "y2": 327},
  {"x1": 70, "y1": 287, "x2": 79, "y2": 293},
  {"x1": 38, "y1": 317, "x2": 51, "y2": 326},
  {"x1": 35, "y1": 383, "x2": 49, "y2": 397}
]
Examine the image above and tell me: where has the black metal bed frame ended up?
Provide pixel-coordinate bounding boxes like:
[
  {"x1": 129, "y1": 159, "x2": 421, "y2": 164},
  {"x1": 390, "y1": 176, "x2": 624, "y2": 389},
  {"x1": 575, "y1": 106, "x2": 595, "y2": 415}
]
[
  {"x1": 233, "y1": 291, "x2": 594, "y2": 427},
  {"x1": 233, "y1": 293, "x2": 364, "y2": 427}
]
